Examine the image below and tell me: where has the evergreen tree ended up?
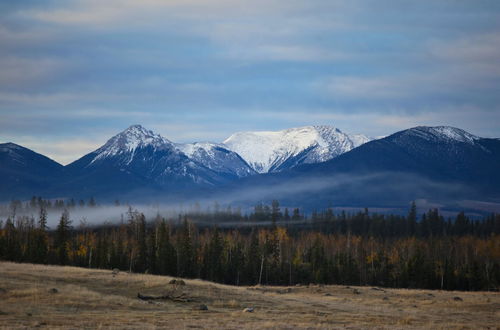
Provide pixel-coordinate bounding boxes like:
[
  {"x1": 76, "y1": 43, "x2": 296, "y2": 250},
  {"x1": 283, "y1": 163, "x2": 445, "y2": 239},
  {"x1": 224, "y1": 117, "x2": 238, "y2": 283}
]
[
  {"x1": 32, "y1": 206, "x2": 49, "y2": 263},
  {"x1": 157, "y1": 221, "x2": 177, "y2": 276},
  {"x1": 205, "y1": 227, "x2": 224, "y2": 282},
  {"x1": 135, "y1": 213, "x2": 148, "y2": 272},
  {"x1": 271, "y1": 200, "x2": 281, "y2": 226},
  {"x1": 407, "y1": 201, "x2": 417, "y2": 236},
  {"x1": 177, "y1": 218, "x2": 195, "y2": 278},
  {"x1": 55, "y1": 209, "x2": 71, "y2": 265}
]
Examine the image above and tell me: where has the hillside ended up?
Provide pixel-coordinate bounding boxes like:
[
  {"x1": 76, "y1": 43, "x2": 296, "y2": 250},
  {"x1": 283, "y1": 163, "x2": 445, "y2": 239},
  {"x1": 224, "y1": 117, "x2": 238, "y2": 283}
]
[
  {"x1": 0, "y1": 143, "x2": 64, "y2": 200},
  {"x1": 0, "y1": 262, "x2": 498, "y2": 329}
]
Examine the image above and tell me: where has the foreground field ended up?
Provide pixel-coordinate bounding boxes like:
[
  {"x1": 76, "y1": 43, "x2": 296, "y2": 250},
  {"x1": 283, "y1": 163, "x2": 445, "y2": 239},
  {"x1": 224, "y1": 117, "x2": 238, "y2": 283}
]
[{"x1": 0, "y1": 262, "x2": 498, "y2": 329}]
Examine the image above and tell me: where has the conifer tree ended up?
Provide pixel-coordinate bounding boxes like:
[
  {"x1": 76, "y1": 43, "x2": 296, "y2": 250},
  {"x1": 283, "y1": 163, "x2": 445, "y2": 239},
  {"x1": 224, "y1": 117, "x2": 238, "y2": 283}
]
[
  {"x1": 177, "y1": 218, "x2": 195, "y2": 277},
  {"x1": 157, "y1": 220, "x2": 177, "y2": 276},
  {"x1": 205, "y1": 227, "x2": 224, "y2": 282},
  {"x1": 55, "y1": 209, "x2": 71, "y2": 265},
  {"x1": 32, "y1": 206, "x2": 49, "y2": 263},
  {"x1": 135, "y1": 213, "x2": 148, "y2": 272},
  {"x1": 407, "y1": 201, "x2": 417, "y2": 236}
]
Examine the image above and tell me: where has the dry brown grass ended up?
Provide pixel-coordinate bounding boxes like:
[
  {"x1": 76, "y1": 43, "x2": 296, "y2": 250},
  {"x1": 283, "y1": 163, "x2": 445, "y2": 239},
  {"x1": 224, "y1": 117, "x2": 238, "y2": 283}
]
[{"x1": 0, "y1": 261, "x2": 498, "y2": 329}]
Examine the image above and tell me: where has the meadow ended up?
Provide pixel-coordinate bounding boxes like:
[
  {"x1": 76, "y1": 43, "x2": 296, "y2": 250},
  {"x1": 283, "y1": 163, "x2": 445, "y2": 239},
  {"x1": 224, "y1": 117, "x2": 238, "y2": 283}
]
[{"x1": 0, "y1": 261, "x2": 498, "y2": 329}]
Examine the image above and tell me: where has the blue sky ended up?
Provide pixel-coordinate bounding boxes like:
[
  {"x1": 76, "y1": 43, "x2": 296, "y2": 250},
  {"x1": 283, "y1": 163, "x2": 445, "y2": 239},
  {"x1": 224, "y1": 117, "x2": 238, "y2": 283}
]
[{"x1": 1, "y1": 0, "x2": 500, "y2": 164}]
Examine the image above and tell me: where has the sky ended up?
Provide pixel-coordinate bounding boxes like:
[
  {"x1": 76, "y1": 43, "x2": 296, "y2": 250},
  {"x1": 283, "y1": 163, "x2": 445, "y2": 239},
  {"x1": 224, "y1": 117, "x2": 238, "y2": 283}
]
[{"x1": 1, "y1": 0, "x2": 500, "y2": 164}]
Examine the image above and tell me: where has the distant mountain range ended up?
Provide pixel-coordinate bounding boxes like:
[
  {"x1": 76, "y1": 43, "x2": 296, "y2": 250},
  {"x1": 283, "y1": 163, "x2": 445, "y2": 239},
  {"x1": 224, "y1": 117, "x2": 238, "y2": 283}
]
[
  {"x1": 1, "y1": 124, "x2": 499, "y2": 212},
  {"x1": 223, "y1": 126, "x2": 500, "y2": 211}
]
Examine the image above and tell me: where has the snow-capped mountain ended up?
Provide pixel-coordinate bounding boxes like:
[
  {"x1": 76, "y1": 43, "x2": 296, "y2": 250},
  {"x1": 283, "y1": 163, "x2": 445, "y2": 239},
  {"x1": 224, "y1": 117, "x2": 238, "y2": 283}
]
[
  {"x1": 229, "y1": 126, "x2": 500, "y2": 209},
  {"x1": 304, "y1": 125, "x2": 500, "y2": 189},
  {"x1": 392, "y1": 126, "x2": 480, "y2": 146},
  {"x1": 176, "y1": 142, "x2": 256, "y2": 178},
  {"x1": 89, "y1": 124, "x2": 175, "y2": 165},
  {"x1": 311, "y1": 125, "x2": 499, "y2": 179},
  {"x1": 63, "y1": 125, "x2": 236, "y2": 197},
  {"x1": 223, "y1": 125, "x2": 370, "y2": 173},
  {"x1": 1, "y1": 125, "x2": 499, "y2": 209}
]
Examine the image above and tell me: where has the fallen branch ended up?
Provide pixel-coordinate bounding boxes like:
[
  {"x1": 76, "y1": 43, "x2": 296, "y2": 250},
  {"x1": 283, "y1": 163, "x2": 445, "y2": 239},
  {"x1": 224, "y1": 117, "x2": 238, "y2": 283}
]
[{"x1": 137, "y1": 292, "x2": 191, "y2": 303}]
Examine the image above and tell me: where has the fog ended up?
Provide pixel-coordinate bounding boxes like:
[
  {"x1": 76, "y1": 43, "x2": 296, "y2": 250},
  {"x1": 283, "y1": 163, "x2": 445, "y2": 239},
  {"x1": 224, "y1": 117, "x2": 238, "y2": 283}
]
[{"x1": 1, "y1": 171, "x2": 498, "y2": 229}]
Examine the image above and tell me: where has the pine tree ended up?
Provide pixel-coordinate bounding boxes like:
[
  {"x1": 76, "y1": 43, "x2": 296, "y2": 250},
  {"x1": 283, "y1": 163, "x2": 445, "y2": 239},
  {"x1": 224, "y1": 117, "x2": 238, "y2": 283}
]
[
  {"x1": 407, "y1": 201, "x2": 417, "y2": 236},
  {"x1": 39, "y1": 205, "x2": 48, "y2": 231},
  {"x1": 32, "y1": 206, "x2": 49, "y2": 263},
  {"x1": 135, "y1": 213, "x2": 148, "y2": 272},
  {"x1": 157, "y1": 221, "x2": 177, "y2": 276},
  {"x1": 4, "y1": 218, "x2": 21, "y2": 261},
  {"x1": 205, "y1": 227, "x2": 224, "y2": 282},
  {"x1": 177, "y1": 218, "x2": 195, "y2": 278},
  {"x1": 246, "y1": 229, "x2": 261, "y2": 284},
  {"x1": 271, "y1": 200, "x2": 280, "y2": 227},
  {"x1": 55, "y1": 209, "x2": 71, "y2": 265},
  {"x1": 148, "y1": 227, "x2": 157, "y2": 274}
]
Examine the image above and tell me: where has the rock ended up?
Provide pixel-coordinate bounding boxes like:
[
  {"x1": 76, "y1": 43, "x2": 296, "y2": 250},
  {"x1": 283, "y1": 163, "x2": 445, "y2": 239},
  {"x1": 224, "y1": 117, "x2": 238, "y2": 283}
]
[
  {"x1": 198, "y1": 304, "x2": 208, "y2": 311},
  {"x1": 243, "y1": 307, "x2": 254, "y2": 313},
  {"x1": 453, "y1": 296, "x2": 463, "y2": 301},
  {"x1": 48, "y1": 288, "x2": 58, "y2": 294},
  {"x1": 352, "y1": 289, "x2": 361, "y2": 295}
]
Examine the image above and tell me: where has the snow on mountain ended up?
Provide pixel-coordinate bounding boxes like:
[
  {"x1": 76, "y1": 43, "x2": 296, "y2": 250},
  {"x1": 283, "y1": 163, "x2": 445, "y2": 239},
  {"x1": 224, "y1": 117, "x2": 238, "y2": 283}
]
[
  {"x1": 68, "y1": 125, "x2": 233, "y2": 188},
  {"x1": 349, "y1": 134, "x2": 372, "y2": 148},
  {"x1": 175, "y1": 142, "x2": 256, "y2": 178},
  {"x1": 223, "y1": 125, "x2": 371, "y2": 173},
  {"x1": 91, "y1": 124, "x2": 175, "y2": 165},
  {"x1": 391, "y1": 126, "x2": 481, "y2": 148}
]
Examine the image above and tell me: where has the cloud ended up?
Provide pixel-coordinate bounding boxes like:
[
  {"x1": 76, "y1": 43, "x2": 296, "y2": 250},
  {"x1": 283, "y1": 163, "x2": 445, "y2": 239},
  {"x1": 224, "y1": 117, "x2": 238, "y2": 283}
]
[{"x1": 0, "y1": 0, "x2": 499, "y2": 150}]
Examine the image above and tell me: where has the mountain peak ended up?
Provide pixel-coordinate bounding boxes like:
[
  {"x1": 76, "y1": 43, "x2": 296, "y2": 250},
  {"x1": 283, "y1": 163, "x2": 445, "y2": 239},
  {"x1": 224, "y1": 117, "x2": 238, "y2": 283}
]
[
  {"x1": 0, "y1": 142, "x2": 22, "y2": 151},
  {"x1": 120, "y1": 124, "x2": 156, "y2": 138},
  {"x1": 405, "y1": 126, "x2": 479, "y2": 144},
  {"x1": 91, "y1": 125, "x2": 173, "y2": 163}
]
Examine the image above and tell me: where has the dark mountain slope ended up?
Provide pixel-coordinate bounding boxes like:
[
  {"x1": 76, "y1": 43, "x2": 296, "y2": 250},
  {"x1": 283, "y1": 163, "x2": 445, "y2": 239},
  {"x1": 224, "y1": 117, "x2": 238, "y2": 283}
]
[
  {"x1": 0, "y1": 143, "x2": 64, "y2": 201},
  {"x1": 215, "y1": 126, "x2": 500, "y2": 210}
]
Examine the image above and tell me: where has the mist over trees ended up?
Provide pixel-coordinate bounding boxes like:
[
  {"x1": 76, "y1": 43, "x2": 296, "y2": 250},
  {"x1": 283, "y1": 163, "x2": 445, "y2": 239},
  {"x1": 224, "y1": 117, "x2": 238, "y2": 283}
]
[{"x1": 0, "y1": 198, "x2": 499, "y2": 291}]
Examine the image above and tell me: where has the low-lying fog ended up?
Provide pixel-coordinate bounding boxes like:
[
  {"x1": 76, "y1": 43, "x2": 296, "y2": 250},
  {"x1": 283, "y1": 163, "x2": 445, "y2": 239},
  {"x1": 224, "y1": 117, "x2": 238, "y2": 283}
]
[{"x1": 1, "y1": 171, "x2": 499, "y2": 229}]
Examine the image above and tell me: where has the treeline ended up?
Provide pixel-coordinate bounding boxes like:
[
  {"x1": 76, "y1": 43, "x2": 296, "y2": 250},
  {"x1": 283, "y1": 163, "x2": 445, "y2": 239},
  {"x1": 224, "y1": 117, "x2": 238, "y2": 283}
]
[
  {"x1": 0, "y1": 205, "x2": 498, "y2": 291},
  {"x1": 1, "y1": 196, "x2": 98, "y2": 216},
  {"x1": 4, "y1": 198, "x2": 499, "y2": 240}
]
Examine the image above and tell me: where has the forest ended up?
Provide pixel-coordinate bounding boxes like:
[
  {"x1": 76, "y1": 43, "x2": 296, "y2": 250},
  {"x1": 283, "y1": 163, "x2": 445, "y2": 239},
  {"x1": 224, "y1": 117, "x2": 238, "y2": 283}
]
[{"x1": 0, "y1": 197, "x2": 499, "y2": 291}]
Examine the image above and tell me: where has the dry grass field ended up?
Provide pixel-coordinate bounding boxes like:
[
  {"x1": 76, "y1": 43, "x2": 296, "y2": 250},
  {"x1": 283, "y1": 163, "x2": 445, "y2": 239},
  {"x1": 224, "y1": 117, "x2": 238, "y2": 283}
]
[{"x1": 0, "y1": 261, "x2": 498, "y2": 329}]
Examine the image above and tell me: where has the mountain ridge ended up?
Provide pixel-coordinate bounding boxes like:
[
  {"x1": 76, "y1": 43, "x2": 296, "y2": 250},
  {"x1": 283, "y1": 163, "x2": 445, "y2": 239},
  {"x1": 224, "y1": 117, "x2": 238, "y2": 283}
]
[
  {"x1": 223, "y1": 125, "x2": 370, "y2": 173},
  {"x1": 1, "y1": 125, "x2": 499, "y2": 212}
]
